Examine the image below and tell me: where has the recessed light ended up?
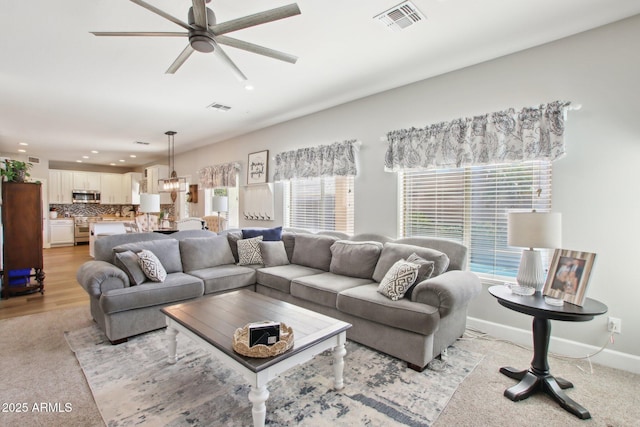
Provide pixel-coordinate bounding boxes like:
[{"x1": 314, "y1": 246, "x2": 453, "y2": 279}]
[
  {"x1": 19, "y1": 142, "x2": 28, "y2": 146},
  {"x1": 82, "y1": 155, "x2": 89, "y2": 159},
  {"x1": 18, "y1": 149, "x2": 26, "y2": 153},
  {"x1": 129, "y1": 154, "x2": 137, "y2": 158},
  {"x1": 110, "y1": 163, "x2": 116, "y2": 166},
  {"x1": 119, "y1": 159, "x2": 125, "y2": 162},
  {"x1": 91, "y1": 150, "x2": 99, "y2": 154},
  {"x1": 244, "y1": 83, "x2": 254, "y2": 91},
  {"x1": 76, "y1": 160, "x2": 83, "y2": 163}
]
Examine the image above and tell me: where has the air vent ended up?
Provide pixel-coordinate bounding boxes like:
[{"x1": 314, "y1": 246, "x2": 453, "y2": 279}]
[
  {"x1": 28, "y1": 156, "x2": 40, "y2": 164},
  {"x1": 207, "y1": 102, "x2": 232, "y2": 112},
  {"x1": 375, "y1": 1, "x2": 425, "y2": 32},
  {"x1": 135, "y1": 141, "x2": 150, "y2": 145}
]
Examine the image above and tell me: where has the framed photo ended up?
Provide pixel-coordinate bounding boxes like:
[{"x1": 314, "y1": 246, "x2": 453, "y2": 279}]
[
  {"x1": 543, "y1": 249, "x2": 596, "y2": 306},
  {"x1": 247, "y1": 150, "x2": 268, "y2": 185}
]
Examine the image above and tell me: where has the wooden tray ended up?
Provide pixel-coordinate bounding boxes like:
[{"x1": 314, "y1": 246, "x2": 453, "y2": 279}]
[{"x1": 232, "y1": 322, "x2": 294, "y2": 358}]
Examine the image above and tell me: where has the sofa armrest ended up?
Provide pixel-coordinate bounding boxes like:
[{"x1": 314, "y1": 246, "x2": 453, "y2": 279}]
[
  {"x1": 76, "y1": 260, "x2": 130, "y2": 298},
  {"x1": 409, "y1": 270, "x2": 481, "y2": 317}
]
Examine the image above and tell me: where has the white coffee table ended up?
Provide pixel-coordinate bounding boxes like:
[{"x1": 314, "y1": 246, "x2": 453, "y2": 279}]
[{"x1": 161, "y1": 290, "x2": 351, "y2": 427}]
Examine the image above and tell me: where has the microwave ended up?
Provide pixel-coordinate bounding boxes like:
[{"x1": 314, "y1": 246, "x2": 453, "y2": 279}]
[{"x1": 72, "y1": 190, "x2": 101, "y2": 204}]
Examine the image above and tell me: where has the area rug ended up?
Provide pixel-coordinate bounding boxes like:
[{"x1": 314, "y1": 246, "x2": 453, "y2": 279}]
[{"x1": 65, "y1": 325, "x2": 483, "y2": 427}]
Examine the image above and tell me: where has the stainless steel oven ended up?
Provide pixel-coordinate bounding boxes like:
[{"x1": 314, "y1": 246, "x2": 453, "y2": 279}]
[{"x1": 74, "y1": 217, "x2": 94, "y2": 245}]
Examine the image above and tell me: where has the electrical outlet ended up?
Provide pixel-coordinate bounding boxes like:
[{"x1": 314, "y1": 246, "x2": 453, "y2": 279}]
[{"x1": 608, "y1": 317, "x2": 622, "y2": 334}]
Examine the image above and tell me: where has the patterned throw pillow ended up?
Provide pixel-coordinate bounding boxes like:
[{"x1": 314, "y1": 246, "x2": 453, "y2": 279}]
[
  {"x1": 377, "y1": 259, "x2": 419, "y2": 301},
  {"x1": 237, "y1": 236, "x2": 264, "y2": 265},
  {"x1": 137, "y1": 249, "x2": 167, "y2": 282}
]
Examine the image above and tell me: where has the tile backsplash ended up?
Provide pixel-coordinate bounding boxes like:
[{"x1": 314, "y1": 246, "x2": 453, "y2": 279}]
[{"x1": 49, "y1": 204, "x2": 175, "y2": 218}]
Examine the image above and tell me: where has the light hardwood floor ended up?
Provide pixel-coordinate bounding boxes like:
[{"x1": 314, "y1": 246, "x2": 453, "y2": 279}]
[{"x1": 0, "y1": 244, "x2": 92, "y2": 320}]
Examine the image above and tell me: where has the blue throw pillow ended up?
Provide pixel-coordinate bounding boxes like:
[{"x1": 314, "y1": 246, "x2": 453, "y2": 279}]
[{"x1": 242, "y1": 226, "x2": 283, "y2": 241}]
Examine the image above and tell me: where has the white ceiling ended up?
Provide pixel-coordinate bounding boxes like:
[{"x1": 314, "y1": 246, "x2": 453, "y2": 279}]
[{"x1": 1, "y1": 0, "x2": 639, "y2": 168}]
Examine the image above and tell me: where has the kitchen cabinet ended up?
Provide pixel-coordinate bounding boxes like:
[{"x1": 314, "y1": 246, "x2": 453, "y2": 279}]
[
  {"x1": 145, "y1": 165, "x2": 171, "y2": 204},
  {"x1": 49, "y1": 219, "x2": 74, "y2": 246},
  {"x1": 73, "y1": 171, "x2": 101, "y2": 191},
  {"x1": 101, "y1": 173, "x2": 124, "y2": 204},
  {"x1": 49, "y1": 170, "x2": 73, "y2": 203},
  {"x1": 122, "y1": 172, "x2": 142, "y2": 205},
  {"x1": 1, "y1": 182, "x2": 45, "y2": 299}
]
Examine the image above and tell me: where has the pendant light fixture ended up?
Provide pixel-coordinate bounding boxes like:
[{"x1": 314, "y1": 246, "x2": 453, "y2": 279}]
[{"x1": 158, "y1": 131, "x2": 187, "y2": 202}]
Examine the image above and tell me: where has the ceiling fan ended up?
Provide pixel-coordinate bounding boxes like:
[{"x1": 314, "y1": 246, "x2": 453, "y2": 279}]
[{"x1": 91, "y1": 0, "x2": 301, "y2": 81}]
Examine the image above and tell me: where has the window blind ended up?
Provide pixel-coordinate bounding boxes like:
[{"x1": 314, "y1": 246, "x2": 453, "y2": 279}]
[
  {"x1": 284, "y1": 176, "x2": 354, "y2": 234},
  {"x1": 399, "y1": 161, "x2": 553, "y2": 279}
]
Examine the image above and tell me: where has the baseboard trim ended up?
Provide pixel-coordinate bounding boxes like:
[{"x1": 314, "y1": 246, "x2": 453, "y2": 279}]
[{"x1": 466, "y1": 317, "x2": 640, "y2": 375}]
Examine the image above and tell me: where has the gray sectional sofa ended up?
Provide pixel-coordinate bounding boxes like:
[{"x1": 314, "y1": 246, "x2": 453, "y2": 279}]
[{"x1": 76, "y1": 228, "x2": 481, "y2": 370}]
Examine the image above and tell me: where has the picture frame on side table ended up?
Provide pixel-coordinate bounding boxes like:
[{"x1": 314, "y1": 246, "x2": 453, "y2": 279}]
[{"x1": 543, "y1": 249, "x2": 597, "y2": 306}]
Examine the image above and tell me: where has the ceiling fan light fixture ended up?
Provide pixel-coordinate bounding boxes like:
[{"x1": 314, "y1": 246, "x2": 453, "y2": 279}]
[{"x1": 190, "y1": 34, "x2": 215, "y2": 53}]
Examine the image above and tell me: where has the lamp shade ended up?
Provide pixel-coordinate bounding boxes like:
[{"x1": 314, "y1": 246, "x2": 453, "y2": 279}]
[
  {"x1": 139, "y1": 193, "x2": 160, "y2": 213},
  {"x1": 211, "y1": 195, "x2": 228, "y2": 212},
  {"x1": 508, "y1": 212, "x2": 561, "y2": 249}
]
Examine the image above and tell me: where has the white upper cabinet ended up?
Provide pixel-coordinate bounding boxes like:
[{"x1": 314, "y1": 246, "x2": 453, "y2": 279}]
[
  {"x1": 73, "y1": 171, "x2": 101, "y2": 191},
  {"x1": 49, "y1": 170, "x2": 73, "y2": 204}
]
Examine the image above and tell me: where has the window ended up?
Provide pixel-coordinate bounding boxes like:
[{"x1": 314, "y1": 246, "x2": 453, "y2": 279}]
[
  {"x1": 399, "y1": 161, "x2": 552, "y2": 280},
  {"x1": 284, "y1": 176, "x2": 354, "y2": 234},
  {"x1": 204, "y1": 183, "x2": 239, "y2": 229}
]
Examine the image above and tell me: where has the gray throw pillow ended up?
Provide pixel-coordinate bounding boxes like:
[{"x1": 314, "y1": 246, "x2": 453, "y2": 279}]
[
  {"x1": 404, "y1": 253, "x2": 435, "y2": 299},
  {"x1": 137, "y1": 249, "x2": 167, "y2": 282},
  {"x1": 113, "y1": 239, "x2": 183, "y2": 274},
  {"x1": 260, "y1": 241, "x2": 290, "y2": 267},
  {"x1": 329, "y1": 240, "x2": 383, "y2": 279},
  {"x1": 377, "y1": 260, "x2": 419, "y2": 301},
  {"x1": 237, "y1": 236, "x2": 264, "y2": 265},
  {"x1": 113, "y1": 250, "x2": 147, "y2": 286}
]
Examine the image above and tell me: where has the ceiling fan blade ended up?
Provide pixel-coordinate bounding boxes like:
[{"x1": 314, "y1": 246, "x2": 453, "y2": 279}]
[
  {"x1": 216, "y1": 35, "x2": 297, "y2": 64},
  {"x1": 91, "y1": 31, "x2": 187, "y2": 37},
  {"x1": 191, "y1": 0, "x2": 208, "y2": 29},
  {"x1": 210, "y1": 3, "x2": 301, "y2": 36},
  {"x1": 212, "y1": 41, "x2": 248, "y2": 81},
  {"x1": 166, "y1": 44, "x2": 195, "y2": 74},
  {"x1": 129, "y1": 0, "x2": 192, "y2": 30}
]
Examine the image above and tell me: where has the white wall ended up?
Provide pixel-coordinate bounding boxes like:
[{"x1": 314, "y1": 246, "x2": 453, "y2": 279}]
[{"x1": 175, "y1": 15, "x2": 640, "y2": 361}]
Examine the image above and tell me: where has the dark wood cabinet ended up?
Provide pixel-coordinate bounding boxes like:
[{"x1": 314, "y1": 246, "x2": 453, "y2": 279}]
[{"x1": 1, "y1": 182, "x2": 45, "y2": 299}]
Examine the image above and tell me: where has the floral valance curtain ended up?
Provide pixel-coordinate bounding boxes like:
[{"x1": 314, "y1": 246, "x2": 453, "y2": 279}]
[
  {"x1": 273, "y1": 139, "x2": 359, "y2": 181},
  {"x1": 384, "y1": 100, "x2": 571, "y2": 172},
  {"x1": 198, "y1": 162, "x2": 240, "y2": 189}
]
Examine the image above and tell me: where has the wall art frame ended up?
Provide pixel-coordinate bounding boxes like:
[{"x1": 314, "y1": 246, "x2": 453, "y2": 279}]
[
  {"x1": 247, "y1": 150, "x2": 269, "y2": 185},
  {"x1": 542, "y1": 249, "x2": 597, "y2": 306}
]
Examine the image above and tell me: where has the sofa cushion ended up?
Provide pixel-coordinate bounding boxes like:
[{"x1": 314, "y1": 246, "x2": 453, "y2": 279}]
[
  {"x1": 99, "y1": 272, "x2": 204, "y2": 314},
  {"x1": 187, "y1": 264, "x2": 257, "y2": 294},
  {"x1": 281, "y1": 232, "x2": 296, "y2": 261},
  {"x1": 377, "y1": 259, "x2": 419, "y2": 301},
  {"x1": 404, "y1": 253, "x2": 435, "y2": 299},
  {"x1": 179, "y1": 236, "x2": 235, "y2": 271},
  {"x1": 242, "y1": 226, "x2": 283, "y2": 241},
  {"x1": 291, "y1": 234, "x2": 338, "y2": 271},
  {"x1": 237, "y1": 236, "x2": 264, "y2": 265},
  {"x1": 113, "y1": 250, "x2": 146, "y2": 286},
  {"x1": 257, "y1": 264, "x2": 325, "y2": 294},
  {"x1": 113, "y1": 239, "x2": 183, "y2": 274},
  {"x1": 329, "y1": 240, "x2": 383, "y2": 279},
  {"x1": 260, "y1": 241, "x2": 290, "y2": 267},
  {"x1": 290, "y1": 272, "x2": 373, "y2": 308},
  {"x1": 372, "y1": 242, "x2": 450, "y2": 283},
  {"x1": 337, "y1": 284, "x2": 440, "y2": 336}
]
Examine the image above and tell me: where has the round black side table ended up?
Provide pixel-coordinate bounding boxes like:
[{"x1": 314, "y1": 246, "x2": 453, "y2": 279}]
[{"x1": 488, "y1": 285, "x2": 608, "y2": 420}]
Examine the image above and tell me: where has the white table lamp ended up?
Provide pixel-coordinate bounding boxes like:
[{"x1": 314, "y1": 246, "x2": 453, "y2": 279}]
[
  {"x1": 211, "y1": 195, "x2": 228, "y2": 231},
  {"x1": 139, "y1": 193, "x2": 160, "y2": 232},
  {"x1": 508, "y1": 211, "x2": 562, "y2": 292}
]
